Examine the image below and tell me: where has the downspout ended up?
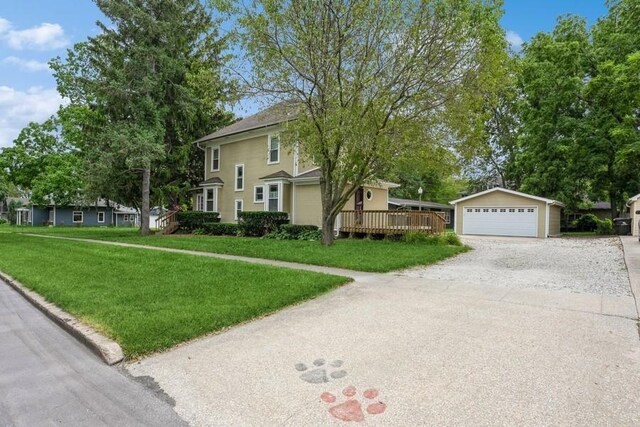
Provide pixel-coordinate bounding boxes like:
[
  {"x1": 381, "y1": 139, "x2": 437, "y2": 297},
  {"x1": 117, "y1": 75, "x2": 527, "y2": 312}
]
[
  {"x1": 53, "y1": 204, "x2": 56, "y2": 226},
  {"x1": 291, "y1": 183, "x2": 296, "y2": 224}
]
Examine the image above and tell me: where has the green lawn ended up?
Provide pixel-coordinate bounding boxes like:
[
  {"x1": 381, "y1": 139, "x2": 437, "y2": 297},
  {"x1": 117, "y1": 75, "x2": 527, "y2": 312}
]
[
  {"x1": 0, "y1": 233, "x2": 349, "y2": 358},
  {"x1": 10, "y1": 226, "x2": 469, "y2": 272}
]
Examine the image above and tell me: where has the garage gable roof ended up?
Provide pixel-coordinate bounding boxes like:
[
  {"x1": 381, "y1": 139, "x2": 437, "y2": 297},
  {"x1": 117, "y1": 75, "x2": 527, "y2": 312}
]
[
  {"x1": 450, "y1": 187, "x2": 565, "y2": 207},
  {"x1": 628, "y1": 193, "x2": 640, "y2": 203}
]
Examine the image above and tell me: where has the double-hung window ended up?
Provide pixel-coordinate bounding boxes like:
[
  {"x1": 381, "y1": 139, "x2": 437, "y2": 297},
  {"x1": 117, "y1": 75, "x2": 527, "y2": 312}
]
[
  {"x1": 235, "y1": 199, "x2": 243, "y2": 221},
  {"x1": 268, "y1": 135, "x2": 280, "y2": 164},
  {"x1": 254, "y1": 186, "x2": 264, "y2": 203},
  {"x1": 73, "y1": 211, "x2": 83, "y2": 223},
  {"x1": 235, "y1": 164, "x2": 244, "y2": 191},
  {"x1": 211, "y1": 146, "x2": 220, "y2": 171},
  {"x1": 206, "y1": 188, "x2": 215, "y2": 212},
  {"x1": 97, "y1": 211, "x2": 105, "y2": 223},
  {"x1": 268, "y1": 184, "x2": 279, "y2": 212}
]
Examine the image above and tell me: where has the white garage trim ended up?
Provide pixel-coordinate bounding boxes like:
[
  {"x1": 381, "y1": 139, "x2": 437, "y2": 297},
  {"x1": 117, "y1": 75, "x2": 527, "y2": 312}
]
[{"x1": 462, "y1": 205, "x2": 538, "y2": 237}]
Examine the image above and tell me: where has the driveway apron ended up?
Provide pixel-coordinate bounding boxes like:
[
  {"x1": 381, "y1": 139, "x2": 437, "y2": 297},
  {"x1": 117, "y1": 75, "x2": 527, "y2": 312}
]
[{"x1": 126, "y1": 236, "x2": 640, "y2": 427}]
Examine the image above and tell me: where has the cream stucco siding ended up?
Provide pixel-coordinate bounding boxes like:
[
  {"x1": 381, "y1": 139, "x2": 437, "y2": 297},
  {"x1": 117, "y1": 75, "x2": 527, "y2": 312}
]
[
  {"x1": 549, "y1": 205, "x2": 562, "y2": 236},
  {"x1": 203, "y1": 132, "x2": 296, "y2": 222},
  {"x1": 455, "y1": 192, "x2": 548, "y2": 238},
  {"x1": 632, "y1": 200, "x2": 640, "y2": 237},
  {"x1": 294, "y1": 184, "x2": 323, "y2": 226},
  {"x1": 344, "y1": 186, "x2": 389, "y2": 211}
]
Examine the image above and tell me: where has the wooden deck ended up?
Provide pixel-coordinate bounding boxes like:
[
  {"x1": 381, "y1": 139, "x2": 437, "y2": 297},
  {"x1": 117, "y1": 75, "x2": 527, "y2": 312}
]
[{"x1": 340, "y1": 210, "x2": 446, "y2": 235}]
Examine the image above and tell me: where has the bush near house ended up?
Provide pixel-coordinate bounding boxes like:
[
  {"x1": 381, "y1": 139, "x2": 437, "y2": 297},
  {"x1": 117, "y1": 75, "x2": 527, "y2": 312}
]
[
  {"x1": 572, "y1": 213, "x2": 599, "y2": 232},
  {"x1": 595, "y1": 218, "x2": 614, "y2": 235},
  {"x1": 202, "y1": 222, "x2": 239, "y2": 236},
  {"x1": 177, "y1": 211, "x2": 220, "y2": 231},
  {"x1": 263, "y1": 224, "x2": 321, "y2": 241},
  {"x1": 238, "y1": 211, "x2": 289, "y2": 237}
]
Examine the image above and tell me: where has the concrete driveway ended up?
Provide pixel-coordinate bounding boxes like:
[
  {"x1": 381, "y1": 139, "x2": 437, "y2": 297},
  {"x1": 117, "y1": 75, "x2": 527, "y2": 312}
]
[{"x1": 127, "y1": 236, "x2": 640, "y2": 426}]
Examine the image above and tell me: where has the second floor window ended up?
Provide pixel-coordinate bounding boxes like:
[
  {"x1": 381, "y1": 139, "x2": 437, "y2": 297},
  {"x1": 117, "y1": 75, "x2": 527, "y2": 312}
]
[
  {"x1": 211, "y1": 147, "x2": 220, "y2": 171},
  {"x1": 235, "y1": 164, "x2": 244, "y2": 191},
  {"x1": 268, "y1": 135, "x2": 279, "y2": 164}
]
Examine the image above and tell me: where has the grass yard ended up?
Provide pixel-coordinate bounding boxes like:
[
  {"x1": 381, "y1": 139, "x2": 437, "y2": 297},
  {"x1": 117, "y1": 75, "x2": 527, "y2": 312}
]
[
  {"x1": 10, "y1": 226, "x2": 469, "y2": 272},
  {"x1": 0, "y1": 233, "x2": 349, "y2": 358}
]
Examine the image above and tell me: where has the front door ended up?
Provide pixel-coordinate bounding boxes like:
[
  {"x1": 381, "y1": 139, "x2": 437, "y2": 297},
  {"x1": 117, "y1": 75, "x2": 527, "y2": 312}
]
[
  {"x1": 355, "y1": 187, "x2": 364, "y2": 211},
  {"x1": 355, "y1": 187, "x2": 364, "y2": 224}
]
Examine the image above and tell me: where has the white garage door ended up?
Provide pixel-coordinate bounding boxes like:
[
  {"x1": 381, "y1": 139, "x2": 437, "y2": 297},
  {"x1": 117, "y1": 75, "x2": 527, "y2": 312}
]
[{"x1": 463, "y1": 206, "x2": 538, "y2": 237}]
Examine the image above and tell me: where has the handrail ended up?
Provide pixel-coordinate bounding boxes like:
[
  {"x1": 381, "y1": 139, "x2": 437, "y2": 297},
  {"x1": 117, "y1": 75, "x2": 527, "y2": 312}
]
[
  {"x1": 156, "y1": 210, "x2": 178, "y2": 233},
  {"x1": 340, "y1": 210, "x2": 446, "y2": 235}
]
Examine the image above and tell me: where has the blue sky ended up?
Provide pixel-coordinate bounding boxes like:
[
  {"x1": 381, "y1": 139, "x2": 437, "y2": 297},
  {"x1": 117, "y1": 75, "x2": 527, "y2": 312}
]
[{"x1": 0, "y1": 0, "x2": 608, "y2": 148}]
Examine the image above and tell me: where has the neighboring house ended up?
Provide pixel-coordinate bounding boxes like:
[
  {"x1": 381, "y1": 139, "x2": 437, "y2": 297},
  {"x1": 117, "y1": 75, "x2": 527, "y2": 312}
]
[
  {"x1": 450, "y1": 187, "x2": 564, "y2": 239},
  {"x1": 191, "y1": 103, "x2": 410, "y2": 233},
  {"x1": 15, "y1": 199, "x2": 139, "y2": 227},
  {"x1": 563, "y1": 201, "x2": 612, "y2": 229},
  {"x1": 150, "y1": 206, "x2": 168, "y2": 229},
  {"x1": 628, "y1": 194, "x2": 640, "y2": 238},
  {"x1": 388, "y1": 197, "x2": 454, "y2": 228}
]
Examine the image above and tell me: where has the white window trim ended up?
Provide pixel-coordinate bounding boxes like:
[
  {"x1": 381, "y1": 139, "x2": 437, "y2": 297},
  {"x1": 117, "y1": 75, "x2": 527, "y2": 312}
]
[
  {"x1": 196, "y1": 193, "x2": 204, "y2": 212},
  {"x1": 73, "y1": 211, "x2": 83, "y2": 223},
  {"x1": 235, "y1": 163, "x2": 245, "y2": 191},
  {"x1": 234, "y1": 199, "x2": 244, "y2": 221},
  {"x1": 97, "y1": 211, "x2": 105, "y2": 223},
  {"x1": 265, "y1": 182, "x2": 283, "y2": 212},
  {"x1": 267, "y1": 134, "x2": 280, "y2": 165},
  {"x1": 210, "y1": 146, "x2": 220, "y2": 172},
  {"x1": 204, "y1": 187, "x2": 218, "y2": 212},
  {"x1": 254, "y1": 185, "x2": 265, "y2": 203}
]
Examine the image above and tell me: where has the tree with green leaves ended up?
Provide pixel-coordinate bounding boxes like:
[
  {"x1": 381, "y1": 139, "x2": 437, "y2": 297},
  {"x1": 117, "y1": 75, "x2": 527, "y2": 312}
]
[
  {"x1": 238, "y1": 0, "x2": 507, "y2": 244},
  {"x1": 51, "y1": 0, "x2": 233, "y2": 235},
  {"x1": 516, "y1": 0, "x2": 640, "y2": 217},
  {"x1": 0, "y1": 116, "x2": 85, "y2": 206}
]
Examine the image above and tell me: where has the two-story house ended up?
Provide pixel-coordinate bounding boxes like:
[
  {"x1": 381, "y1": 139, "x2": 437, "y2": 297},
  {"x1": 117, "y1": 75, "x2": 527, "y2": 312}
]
[{"x1": 191, "y1": 103, "x2": 398, "y2": 230}]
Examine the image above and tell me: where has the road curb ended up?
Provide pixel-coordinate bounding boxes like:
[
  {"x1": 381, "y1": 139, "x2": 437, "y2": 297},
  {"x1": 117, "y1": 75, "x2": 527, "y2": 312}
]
[
  {"x1": 0, "y1": 270, "x2": 124, "y2": 365},
  {"x1": 619, "y1": 236, "x2": 640, "y2": 320}
]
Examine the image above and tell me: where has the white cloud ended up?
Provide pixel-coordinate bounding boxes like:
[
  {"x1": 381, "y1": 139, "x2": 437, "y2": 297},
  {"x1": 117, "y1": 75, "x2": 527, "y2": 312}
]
[
  {"x1": 506, "y1": 30, "x2": 524, "y2": 51},
  {"x1": 0, "y1": 17, "x2": 68, "y2": 50},
  {"x1": 0, "y1": 86, "x2": 63, "y2": 148},
  {"x1": 0, "y1": 17, "x2": 10, "y2": 34},
  {"x1": 2, "y1": 56, "x2": 50, "y2": 72}
]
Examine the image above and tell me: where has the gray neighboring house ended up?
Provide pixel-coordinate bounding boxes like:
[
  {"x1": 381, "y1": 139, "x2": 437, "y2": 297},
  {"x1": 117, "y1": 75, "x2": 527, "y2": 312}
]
[
  {"x1": 388, "y1": 197, "x2": 454, "y2": 227},
  {"x1": 15, "y1": 199, "x2": 139, "y2": 227}
]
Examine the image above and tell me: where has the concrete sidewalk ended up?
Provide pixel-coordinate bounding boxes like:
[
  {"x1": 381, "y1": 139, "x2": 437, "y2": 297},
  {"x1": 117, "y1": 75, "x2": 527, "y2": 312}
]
[{"x1": 621, "y1": 236, "x2": 640, "y2": 316}]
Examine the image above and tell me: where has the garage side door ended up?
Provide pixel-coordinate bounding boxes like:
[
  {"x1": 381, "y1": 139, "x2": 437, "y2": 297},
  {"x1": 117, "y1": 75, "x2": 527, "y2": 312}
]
[{"x1": 463, "y1": 207, "x2": 537, "y2": 237}]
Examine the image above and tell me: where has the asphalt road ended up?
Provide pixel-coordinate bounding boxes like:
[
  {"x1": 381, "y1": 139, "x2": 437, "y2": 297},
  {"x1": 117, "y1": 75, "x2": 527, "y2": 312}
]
[{"x1": 0, "y1": 279, "x2": 187, "y2": 427}]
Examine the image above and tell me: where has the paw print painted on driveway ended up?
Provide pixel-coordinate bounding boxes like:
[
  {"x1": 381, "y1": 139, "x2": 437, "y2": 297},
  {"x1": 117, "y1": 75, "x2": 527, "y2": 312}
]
[
  {"x1": 295, "y1": 359, "x2": 347, "y2": 384},
  {"x1": 321, "y1": 386, "x2": 387, "y2": 422}
]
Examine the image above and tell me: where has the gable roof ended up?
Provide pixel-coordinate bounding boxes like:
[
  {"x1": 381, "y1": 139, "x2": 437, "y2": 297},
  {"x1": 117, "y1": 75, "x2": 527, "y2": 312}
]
[
  {"x1": 628, "y1": 193, "x2": 640, "y2": 203},
  {"x1": 388, "y1": 197, "x2": 453, "y2": 210},
  {"x1": 259, "y1": 170, "x2": 293, "y2": 180},
  {"x1": 200, "y1": 177, "x2": 224, "y2": 186},
  {"x1": 450, "y1": 187, "x2": 565, "y2": 207},
  {"x1": 194, "y1": 101, "x2": 299, "y2": 144}
]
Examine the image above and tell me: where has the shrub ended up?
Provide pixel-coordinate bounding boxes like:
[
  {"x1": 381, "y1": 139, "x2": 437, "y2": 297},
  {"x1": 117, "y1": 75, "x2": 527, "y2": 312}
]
[
  {"x1": 402, "y1": 232, "x2": 443, "y2": 245},
  {"x1": 595, "y1": 218, "x2": 614, "y2": 235},
  {"x1": 572, "y1": 213, "x2": 598, "y2": 232},
  {"x1": 444, "y1": 233, "x2": 463, "y2": 246},
  {"x1": 203, "y1": 222, "x2": 239, "y2": 236},
  {"x1": 280, "y1": 224, "x2": 319, "y2": 238},
  {"x1": 177, "y1": 211, "x2": 220, "y2": 231},
  {"x1": 238, "y1": 211, "x2": 289, "y2": 237},
  {"x1": 0, "y1": 218, "x2": 6, "y2": 225}
]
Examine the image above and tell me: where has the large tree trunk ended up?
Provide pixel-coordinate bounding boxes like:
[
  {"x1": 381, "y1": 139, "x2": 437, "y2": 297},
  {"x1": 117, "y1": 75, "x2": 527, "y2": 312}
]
[
  {"x1": 321, "y1": 195, "x2": 336, "y2": 246},
  {"x1": 141, "y1": 168, "x2": 151, "y2": 236},
  {"x1": 609, "y1": 190, "x2": 619, "y2": 220}
]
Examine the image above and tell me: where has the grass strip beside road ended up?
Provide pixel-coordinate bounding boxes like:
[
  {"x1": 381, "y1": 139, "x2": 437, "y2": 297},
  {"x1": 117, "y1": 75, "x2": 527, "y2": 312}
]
[
  {"x1": 9, "y1": 226, "x2": 469, "y2": 272},
  {"x1": 0, "y1": 233, "x2": 349, "y2": 358}
]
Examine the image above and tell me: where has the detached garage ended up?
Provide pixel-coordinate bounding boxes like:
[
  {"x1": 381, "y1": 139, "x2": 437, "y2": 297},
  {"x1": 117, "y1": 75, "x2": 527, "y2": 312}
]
[{"x1": 451, "y1": 188, "x2": 564, "y2": 238}]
